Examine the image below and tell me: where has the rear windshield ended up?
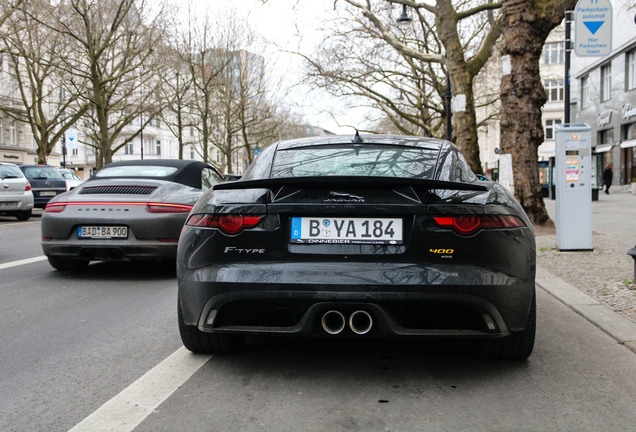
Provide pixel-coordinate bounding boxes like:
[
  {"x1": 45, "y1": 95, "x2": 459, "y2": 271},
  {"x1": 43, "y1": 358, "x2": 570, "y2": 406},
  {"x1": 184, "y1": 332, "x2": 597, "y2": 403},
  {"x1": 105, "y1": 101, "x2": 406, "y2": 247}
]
[
  {"x1": 23, "y1": 166, "x2": 63, "y2": 179},
  {"x1": 271, "y1": 145, "x2": 438, "y2": 179},
  {"x1": 96, "y1": 165, "x2": 178, "y2": 178},
  {"x1": 0, "y1": 165, "x2": 23, "y2": 179}
]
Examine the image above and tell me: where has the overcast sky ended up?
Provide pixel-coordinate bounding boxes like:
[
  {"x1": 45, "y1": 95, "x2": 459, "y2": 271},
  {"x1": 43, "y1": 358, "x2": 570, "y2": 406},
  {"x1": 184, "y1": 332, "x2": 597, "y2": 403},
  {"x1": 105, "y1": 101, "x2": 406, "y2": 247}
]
[{"x1": 188, "y1": 0, "x2": 366, "y2": 135}]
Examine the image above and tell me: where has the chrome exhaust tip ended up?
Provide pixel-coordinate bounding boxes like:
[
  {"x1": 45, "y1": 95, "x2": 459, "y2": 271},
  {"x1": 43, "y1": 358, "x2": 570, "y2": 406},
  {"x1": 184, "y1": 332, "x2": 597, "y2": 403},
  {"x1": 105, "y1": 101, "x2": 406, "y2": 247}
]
[
  {"x1": 321, "y1": 310, "x2": 346, "y2": 335},
  {"x1": 349, "y1": 310, "x2": 373, "y2": 335}
]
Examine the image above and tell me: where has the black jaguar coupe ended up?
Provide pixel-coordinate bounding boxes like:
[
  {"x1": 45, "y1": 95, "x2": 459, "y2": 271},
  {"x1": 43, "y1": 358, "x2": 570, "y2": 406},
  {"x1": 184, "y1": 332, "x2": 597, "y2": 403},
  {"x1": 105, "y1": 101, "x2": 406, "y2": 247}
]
[{"x1": 177, "y1": 135, "x2": 536, "y2": 360}]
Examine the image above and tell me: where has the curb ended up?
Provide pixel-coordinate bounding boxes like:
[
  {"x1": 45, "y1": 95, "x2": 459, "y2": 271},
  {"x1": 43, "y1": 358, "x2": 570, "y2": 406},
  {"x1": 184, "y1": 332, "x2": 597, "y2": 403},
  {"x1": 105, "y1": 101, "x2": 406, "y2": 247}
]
[{"x1": 536, "y1": 266, "x2": 636, "y2": 354}]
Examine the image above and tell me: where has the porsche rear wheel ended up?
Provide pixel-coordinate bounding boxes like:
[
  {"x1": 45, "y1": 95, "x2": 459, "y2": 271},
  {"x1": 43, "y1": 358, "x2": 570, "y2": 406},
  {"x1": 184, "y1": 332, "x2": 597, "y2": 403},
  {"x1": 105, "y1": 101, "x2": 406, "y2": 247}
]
[
  {"x1": 47, "y1": 256, "x2": 90, "y2": 271},
  {"x1": 480, "y1": 292, "x2": 536, "y2": 361},
  {"x1": 178, "y1": 299, "x2": 245, "y2": 354}
]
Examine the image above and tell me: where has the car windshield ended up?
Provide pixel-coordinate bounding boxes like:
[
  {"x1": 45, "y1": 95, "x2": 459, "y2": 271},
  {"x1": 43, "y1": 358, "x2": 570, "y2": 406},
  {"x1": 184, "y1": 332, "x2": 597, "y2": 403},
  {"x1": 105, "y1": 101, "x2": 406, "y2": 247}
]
[
  {"x1": 96, "y1": 165, "x2": 178, "y2": 178},
  {"x1": 23, "y1": 166, "x2": 64, "y2": 179},
  {"x1": 0, "y1": 165, "x2": 23, "y2": 179},
  {"x1": 60, "y1": 171, "x2": 81, "y2": 180},
  {"x1": 271, "y1": 145, "x2": 438, "y2": 179}
]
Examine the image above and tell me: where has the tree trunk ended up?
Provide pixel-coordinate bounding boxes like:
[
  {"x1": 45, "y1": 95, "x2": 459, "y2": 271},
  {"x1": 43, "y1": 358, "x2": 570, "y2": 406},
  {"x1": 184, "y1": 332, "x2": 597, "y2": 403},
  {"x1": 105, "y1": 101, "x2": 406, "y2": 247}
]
[
  {"x1": 435, "y1": 0, "x2": 483, "y2": 174},
  {"x1": 499, "y1": 0, "x2": 574, "y2": 227}
]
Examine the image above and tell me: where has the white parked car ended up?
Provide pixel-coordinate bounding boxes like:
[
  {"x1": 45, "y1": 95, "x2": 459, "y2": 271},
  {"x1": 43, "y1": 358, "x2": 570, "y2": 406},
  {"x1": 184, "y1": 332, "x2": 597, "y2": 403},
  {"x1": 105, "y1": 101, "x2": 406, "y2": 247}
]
[
  {"x1": 58, "y1": 168, "x2": 83, "y2": 191},
  {"x1": 0, "y1": 162, "x2": 34, "y2": 221}
]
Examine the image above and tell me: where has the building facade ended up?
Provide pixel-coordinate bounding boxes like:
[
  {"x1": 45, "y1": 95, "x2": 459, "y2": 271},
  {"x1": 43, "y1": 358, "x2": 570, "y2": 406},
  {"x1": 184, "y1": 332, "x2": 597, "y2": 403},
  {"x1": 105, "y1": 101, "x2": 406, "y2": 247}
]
[{"x1": 570, "y1": 0, "x2": 636, "y2": 186}]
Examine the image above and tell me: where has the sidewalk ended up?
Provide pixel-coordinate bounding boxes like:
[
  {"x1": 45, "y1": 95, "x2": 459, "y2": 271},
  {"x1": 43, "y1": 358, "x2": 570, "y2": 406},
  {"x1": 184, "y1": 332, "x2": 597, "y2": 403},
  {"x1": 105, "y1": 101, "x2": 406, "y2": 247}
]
[{"x1": 536, "y1": 186, "x2": 636, "y2": 353}]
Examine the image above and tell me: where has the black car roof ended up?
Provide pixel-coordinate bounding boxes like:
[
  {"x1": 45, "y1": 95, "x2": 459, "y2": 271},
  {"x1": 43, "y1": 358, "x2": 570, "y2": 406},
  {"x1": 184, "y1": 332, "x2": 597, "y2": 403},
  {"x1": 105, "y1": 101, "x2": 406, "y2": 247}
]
[
  {"x1": 93, "y1": 159, "x2": 218, "y2": 189},
  {"x1": 274, "y1": 134, "x2": 449, "y2": 150}
]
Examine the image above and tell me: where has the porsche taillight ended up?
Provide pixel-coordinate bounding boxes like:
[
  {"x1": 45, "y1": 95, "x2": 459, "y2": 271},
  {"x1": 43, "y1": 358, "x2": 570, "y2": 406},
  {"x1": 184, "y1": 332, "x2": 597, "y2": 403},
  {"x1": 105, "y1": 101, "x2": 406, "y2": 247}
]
[
  {"x1": 44, "y1": 202, "x2": 66, "y2": 213},
  {"x1": 146, "y1": 203, "x2": 193, "y2": 213},
  {"x1": 433, "y1": 215, "x2": 524, "y2": 235},
  {"x1": 186, "y1": 214, "x2": 263, "y2": 234}
]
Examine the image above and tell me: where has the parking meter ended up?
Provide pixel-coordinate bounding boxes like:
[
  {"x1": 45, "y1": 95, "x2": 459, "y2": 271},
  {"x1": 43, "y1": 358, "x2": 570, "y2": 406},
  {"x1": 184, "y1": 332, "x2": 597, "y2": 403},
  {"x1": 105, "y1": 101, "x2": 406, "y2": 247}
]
[{"x1": 555, "y1": 124, "x2": 593, "y2": 251}]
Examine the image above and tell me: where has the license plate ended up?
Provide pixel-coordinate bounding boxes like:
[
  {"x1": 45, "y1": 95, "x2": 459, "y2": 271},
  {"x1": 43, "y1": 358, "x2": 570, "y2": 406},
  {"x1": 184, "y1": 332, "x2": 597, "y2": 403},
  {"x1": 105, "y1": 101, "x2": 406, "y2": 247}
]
[
  {"x1": 290, "y1": 217, "x2": 403, "y2": 245},
  {"x1": 0, "y1": 201, "x2": 18, "y2": 208},
  {"x1": 40, "y1": 191, "x2": 57, "y2": 197},
  {"x1": 77, "y1": 226, "x2": 128, "y2": 239}
]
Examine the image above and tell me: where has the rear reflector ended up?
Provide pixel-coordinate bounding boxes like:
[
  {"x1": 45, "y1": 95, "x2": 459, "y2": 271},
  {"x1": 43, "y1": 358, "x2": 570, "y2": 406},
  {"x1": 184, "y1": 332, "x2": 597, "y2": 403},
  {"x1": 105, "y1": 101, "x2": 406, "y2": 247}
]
[
  {"x1": 186, "y1": 214, "x2": 263, "y2": 234},
  {"x1": 433, "y1": 215, "x2": 524, "y2": 235}
]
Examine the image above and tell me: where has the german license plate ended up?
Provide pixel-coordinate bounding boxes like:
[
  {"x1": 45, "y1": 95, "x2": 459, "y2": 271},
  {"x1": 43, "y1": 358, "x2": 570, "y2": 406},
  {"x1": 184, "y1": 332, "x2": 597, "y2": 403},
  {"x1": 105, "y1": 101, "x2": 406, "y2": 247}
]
[
  {"x1": 77, "y1": 226, "x2": 128, "y2": 239},
  {"x1": 290, "y1": 217, "x2": 402, "y2": 245},
  {"x1": 40, "y1": 191, "x2": 57, "y2": 197}
]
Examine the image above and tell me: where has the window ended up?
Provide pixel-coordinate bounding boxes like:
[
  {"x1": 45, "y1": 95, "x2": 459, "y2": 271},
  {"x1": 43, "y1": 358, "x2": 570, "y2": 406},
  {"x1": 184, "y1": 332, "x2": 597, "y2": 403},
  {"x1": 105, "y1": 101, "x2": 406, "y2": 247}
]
[
  {"x1": 601, "y1": 63, "x2": 611, "y2": 101},
  {"x1": 155, "y1": 118, "x2": 161, "y2": 128},
  {"x1": 9, "y1": 119, "x2": 16, "y2": 145},
  {"x1": 544, "y1": 80, "x2": 564, "y2": 102},
  {"x1": 190, "y1": 146, "x2": 195, "y2": 160},
  {"x1": 545, "y1": 119, "x2": 562, "y2": 140},
  {"x1": 599, "y1": 128, "x2": 614, "y2": 144},
  {"x1": 543, "y1": 42, "x2": 565, "y2": 64},
  {"x1": 201, "y1": 168, "x2": 224, "y2": 190},
  {"x1": 125, "y1": 141, "x2": 134, "y2": 155},
  {"x1": 72, "y1": 148, "x2": 78, "y2": 156},
  {"x1": 627, "y1": 51, "x2": 636, "y2": 91},
  {"x1": 216, "y1": 150, "x2": 221, "y2": 163},
  {"x1": 581, "y1": 75, "x2": 590, "y2": 109},
  {"x1": 155, "y1": 140, "x2": 161, "y2": 155}
]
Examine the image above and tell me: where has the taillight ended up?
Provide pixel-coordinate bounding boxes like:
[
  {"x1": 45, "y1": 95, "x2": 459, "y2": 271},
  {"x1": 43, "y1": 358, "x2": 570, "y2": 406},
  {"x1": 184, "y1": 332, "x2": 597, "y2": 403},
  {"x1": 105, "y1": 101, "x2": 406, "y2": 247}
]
[
  {"x1": 25, "y1": 180, "x2": 31, "y2": 192},
  {"x1": 146, "y1": 203, "x2": 193, "y2": 213},
  {"x1": 45, "y1": 203, "x2": 67, "y2": 213},
  {"x1": 186, "y1": 214, "x2": 263, "y2": 234},
  {"x1": 433, "y1": 215, "x2": 524, "y2": 235}
]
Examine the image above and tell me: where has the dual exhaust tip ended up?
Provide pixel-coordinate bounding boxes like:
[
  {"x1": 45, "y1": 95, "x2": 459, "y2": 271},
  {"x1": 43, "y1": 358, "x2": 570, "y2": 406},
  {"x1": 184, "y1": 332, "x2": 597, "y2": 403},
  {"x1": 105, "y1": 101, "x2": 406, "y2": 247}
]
[{"x1": 321, "y1": 310, "x2": 373, "y2": 335}]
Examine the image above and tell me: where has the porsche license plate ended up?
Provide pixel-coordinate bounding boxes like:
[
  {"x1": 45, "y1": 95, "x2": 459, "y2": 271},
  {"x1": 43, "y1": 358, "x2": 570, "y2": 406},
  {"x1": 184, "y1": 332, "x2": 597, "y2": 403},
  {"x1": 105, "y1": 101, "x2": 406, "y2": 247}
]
[
  {"x1": 290, "y1": 217, "x2": 402, "y2": 245},
  {"x1": 78, "y1": 226, "x2": 128, "y2": 239}
]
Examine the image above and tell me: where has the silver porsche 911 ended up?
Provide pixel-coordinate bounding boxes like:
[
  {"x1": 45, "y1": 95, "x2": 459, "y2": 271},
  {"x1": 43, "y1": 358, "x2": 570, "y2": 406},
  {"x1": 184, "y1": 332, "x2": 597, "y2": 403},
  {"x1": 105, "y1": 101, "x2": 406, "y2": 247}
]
[{"x1": 41, "y1": 159, "x2": 224, "y2": 271}]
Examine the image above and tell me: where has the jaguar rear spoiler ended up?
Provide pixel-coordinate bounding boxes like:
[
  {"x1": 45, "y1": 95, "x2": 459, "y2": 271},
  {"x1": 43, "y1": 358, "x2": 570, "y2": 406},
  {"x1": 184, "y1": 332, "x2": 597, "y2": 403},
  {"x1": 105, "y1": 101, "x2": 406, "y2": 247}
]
[{"x1": 214, "y1": 176, "x2": 488, "y2": 192}]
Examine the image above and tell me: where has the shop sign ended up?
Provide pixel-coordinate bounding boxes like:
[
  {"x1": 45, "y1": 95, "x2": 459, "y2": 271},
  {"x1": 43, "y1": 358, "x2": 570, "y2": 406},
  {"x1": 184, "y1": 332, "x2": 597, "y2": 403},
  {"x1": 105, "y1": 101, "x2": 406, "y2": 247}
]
[
  {"x1": 622, "y1": 104, "x2": 636, "y2": 120},
  {"x1": 597, "y1": 111, "x2": 612, "y2": 126}
]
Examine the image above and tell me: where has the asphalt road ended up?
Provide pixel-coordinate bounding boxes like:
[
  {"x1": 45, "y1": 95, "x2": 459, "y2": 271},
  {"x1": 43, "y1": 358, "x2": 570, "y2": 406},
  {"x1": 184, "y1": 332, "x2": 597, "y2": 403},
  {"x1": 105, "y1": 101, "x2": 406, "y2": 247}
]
[{"x1": 1, "y1": 215, "x2": 635, "y2": 432}]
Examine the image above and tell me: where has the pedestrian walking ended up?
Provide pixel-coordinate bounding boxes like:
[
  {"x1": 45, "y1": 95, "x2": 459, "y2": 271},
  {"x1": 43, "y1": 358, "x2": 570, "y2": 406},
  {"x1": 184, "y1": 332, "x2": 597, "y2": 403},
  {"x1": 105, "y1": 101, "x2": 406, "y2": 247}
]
[{"x1": 602, "y1": 163, "x2": 613, "y2": 194}]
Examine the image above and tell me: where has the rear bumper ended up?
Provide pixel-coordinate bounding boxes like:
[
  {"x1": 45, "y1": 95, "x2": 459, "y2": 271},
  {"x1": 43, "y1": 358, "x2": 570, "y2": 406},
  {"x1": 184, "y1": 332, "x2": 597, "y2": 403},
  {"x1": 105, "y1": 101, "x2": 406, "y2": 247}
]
[
  {"x1": 178, "y1": 262, "x2": 535, "y2": 339},
  {"x1": 42, "y1": 238, "x2": 178, "y2": 261}
]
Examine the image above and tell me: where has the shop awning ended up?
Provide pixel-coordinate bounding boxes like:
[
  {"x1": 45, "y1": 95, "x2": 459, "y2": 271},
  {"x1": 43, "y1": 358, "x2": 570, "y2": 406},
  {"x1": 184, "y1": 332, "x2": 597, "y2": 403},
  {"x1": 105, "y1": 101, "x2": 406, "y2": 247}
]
[
  {"x1": 619, "y1": 140, "x2": 636, "y2": 149},
  {"x1": 593, "y1": 144, "x2": 613, "y2": 153}
]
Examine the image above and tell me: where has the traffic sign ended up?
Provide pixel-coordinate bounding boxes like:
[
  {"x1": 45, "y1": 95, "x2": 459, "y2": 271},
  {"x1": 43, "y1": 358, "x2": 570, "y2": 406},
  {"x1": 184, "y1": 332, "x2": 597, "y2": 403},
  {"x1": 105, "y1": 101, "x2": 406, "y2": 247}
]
[
  {"x1": 574, "y1": 0, "x2": 612, "y2": 57},
  {"x1": 65, "y1": 128, "x2": 78, "y2": 149}
]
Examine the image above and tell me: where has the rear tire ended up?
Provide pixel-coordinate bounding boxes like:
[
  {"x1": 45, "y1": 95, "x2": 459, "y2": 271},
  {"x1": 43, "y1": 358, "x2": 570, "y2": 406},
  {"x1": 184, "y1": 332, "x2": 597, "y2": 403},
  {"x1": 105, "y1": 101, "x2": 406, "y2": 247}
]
[
  {"x1": 16, "y1": 210, "x2": 31, "y2": 221},
  {"x1": 178, "y1": 299, "x2": 245, "y2": 354},
  {"x1": 480, "y1": 292, "x2": 536, "y2": 361},
  {"x1": 47, "y1": 256, "x2": 90, "y2": 271}
]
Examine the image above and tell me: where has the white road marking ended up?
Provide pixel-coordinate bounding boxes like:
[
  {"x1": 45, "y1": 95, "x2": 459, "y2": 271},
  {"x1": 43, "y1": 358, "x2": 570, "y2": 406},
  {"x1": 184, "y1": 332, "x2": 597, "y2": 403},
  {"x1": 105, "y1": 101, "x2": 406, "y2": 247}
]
[
  {"x1": 0, "y1": 255, "x2": 47, "y2": 270},
  {"x1": 69, "y1": 347, "x2": 212, "y2": 432}
]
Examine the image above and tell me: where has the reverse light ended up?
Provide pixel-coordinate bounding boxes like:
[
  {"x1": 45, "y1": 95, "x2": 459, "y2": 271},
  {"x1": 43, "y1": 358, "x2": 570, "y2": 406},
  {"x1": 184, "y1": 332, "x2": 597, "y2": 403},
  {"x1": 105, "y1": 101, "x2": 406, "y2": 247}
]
[
  {"x1": 433, "y1": 215, "x2": 524, "y2": 235},
  {"x1": 186, "y1": 214, "x2": 263, "y2": 234}
]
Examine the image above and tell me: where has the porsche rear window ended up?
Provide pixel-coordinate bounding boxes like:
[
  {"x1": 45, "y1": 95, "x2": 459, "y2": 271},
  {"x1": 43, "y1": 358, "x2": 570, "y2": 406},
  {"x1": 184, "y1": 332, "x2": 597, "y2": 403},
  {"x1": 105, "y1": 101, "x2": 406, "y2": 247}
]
[
  {"x1": 96, "y1": 165, "x2": 178, "y2": 178},
  {"x1": 271, "y1": 145, "x2": 438, "y2": 179}
]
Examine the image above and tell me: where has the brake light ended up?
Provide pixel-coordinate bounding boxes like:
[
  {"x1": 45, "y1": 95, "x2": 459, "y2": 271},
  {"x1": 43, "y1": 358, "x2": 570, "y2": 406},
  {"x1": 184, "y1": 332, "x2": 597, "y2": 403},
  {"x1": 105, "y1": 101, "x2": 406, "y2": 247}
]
[
  {"x1": 25, "y1": 180, "x2": 31, "y2": 192},
  {"x1": 186, "y1": 214, "x2": 263, "y2": 234},
  {"x1": 433, "y1": 215, "x2": 524, "y2": 235},
  {"x1": 45, "y1": 203, "x2": 66, "y2": 213},
  {"x1": 146, "y1": 203, "x2": 193, "y2": 213}
]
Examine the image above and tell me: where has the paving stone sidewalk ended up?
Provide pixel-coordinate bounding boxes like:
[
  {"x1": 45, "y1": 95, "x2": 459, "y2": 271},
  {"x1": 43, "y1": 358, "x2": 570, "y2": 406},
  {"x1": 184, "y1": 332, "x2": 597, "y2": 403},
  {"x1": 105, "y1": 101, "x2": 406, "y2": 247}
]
[{"x1": 537, "y1": 187, "x2": 636, "y2": 324}]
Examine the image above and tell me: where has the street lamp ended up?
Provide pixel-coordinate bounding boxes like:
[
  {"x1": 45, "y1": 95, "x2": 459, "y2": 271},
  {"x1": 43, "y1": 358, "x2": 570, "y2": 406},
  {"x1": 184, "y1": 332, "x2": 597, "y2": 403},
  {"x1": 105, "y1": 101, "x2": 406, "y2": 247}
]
[{"x1": 397, "y1": 4, "x2": 412, "y2": 26}]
